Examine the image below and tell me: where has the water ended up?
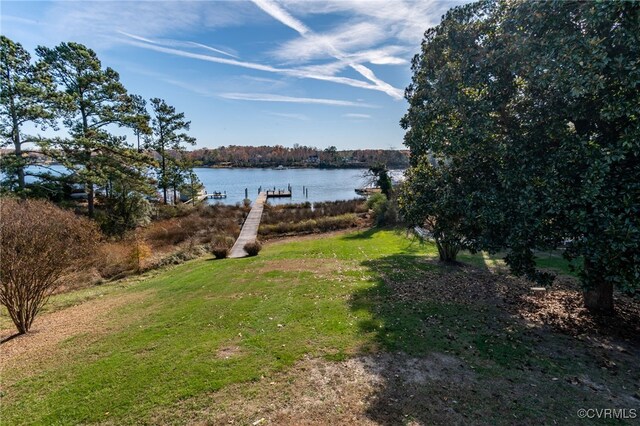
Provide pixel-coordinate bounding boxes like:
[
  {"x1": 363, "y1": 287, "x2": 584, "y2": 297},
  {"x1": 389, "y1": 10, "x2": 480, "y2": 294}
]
[
  {"x1": 195, "y1": 168, "x2": 369, "y2": 205},
  {"x1": 19, "y1": 165, "x2": 373, "y2": 205}
]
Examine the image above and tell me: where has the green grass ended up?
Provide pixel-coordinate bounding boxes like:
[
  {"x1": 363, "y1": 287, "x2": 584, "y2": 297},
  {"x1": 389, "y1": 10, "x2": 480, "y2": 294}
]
[
  {"x1": 458, "y1": 248, "x2": 579, "y2": 277},
  {"x1": 1, "y1": 230, "x2": 418, "y2": 424},
  {"x1": 0, "y1": 229, "x2": 625, "y2": 425}
]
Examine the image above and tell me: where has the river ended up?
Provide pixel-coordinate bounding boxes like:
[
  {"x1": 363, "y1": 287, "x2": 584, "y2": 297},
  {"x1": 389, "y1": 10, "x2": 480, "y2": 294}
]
[
  {"x1": 21, "y1": 166, "x2": 381, "y2": 205},
  {"x1": 195, "y1": 167, "x2": 372, "y2": 205}
]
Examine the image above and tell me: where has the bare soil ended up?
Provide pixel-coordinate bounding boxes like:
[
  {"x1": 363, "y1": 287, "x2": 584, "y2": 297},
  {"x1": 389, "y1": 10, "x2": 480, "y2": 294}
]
[{"x1": 0, "y1": 290, "x2": 153, "y2": 380}]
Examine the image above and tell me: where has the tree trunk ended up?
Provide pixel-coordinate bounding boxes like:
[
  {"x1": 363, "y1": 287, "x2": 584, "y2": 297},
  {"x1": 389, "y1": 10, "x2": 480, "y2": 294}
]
[
  {"x1": 161, "y1": 148, "x2": 167, "y2": 204},
  {"x1": 88, "y1": 183, "x2": 95, "y2": 218},
  {"x1": 6, "y1": 61, "x2": 26, "y2": 194},
  {"x1": 583, "y1": 280, "x2": 614, "y2": 313},
  {"x1": 436, "y1": 239, "x2": 459, "y2": 263},
  {"x1": 583, "y1": 260, "x2": 614, "y2": 313},
  {"x1": 13, "y1": 128, "x2": 25, "y2": 193}
]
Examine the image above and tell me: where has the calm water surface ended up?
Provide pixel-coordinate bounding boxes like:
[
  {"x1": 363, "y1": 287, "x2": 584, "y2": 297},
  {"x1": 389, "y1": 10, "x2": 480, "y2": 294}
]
[
  {"x1": 195, "y1": 168, "x2": 369, "y2": 205},
  {"x1": 22, "y1": 166, "x2": 373, "y2": 205}
]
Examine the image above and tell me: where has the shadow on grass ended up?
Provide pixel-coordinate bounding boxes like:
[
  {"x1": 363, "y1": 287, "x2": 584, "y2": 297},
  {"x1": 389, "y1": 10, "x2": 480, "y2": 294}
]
[
  {"x1": 347, "y1": 253, "x2": 640, "y2": 424},
  {"x1": 341, "y1": 227, "x2": 383, "y2": 240}
]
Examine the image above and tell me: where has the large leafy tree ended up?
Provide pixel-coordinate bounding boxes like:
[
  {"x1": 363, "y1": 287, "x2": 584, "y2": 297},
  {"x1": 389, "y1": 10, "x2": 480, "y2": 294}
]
[
  {"x1": 36, "y1": 42, "x2": 149, "y2": 217},
  {"x1": 0, "y1": 36, "x2": 58, "y2": 194},
  {"x1": 147, "y1": 98, "x2": 196, "y2": 204},
  {"x1": 402, "y1": 0, "x2": 639, "y2": 312}
]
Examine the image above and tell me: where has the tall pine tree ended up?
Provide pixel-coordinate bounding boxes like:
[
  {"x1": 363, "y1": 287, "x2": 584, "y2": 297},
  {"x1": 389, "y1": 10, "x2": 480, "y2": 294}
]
[
  {"x1": 147, "y1": 98, "x2": 196, "y2": 204},
  {"x1": 0, "y1": 36, "x2": 58, "y2": 195},
  {"x1": 36, "y1": 42, "x2": 149, "y2": 217}
]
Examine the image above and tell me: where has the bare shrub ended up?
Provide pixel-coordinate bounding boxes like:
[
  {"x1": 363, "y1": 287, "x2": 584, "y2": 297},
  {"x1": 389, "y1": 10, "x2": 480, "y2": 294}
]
[
  {"x1": 259, "y1": 214, "x2": 358, "y2": 237},
  {"x1": 212, "y1": 235, "x2": 235, "y2": 248},
  {"x1": 209, "y1": 234, "x2": 235, "y2": 259},
  {"x1": 144, "y1": 205, "x2": 241, "y2": 248},
  {"x1": 316, "y1": 214, "x2": 358, "y2": 231},
  {"x1": 210, "y1": 246, "x2": 229, "y2": 259},
  {"x1": 96, "y1": 241, "x2": 137, "y2": 279},
  {"x1": 130, "y1": 238, "x2": 152, "y2": 272},
  {"x1": 244, "y1": 240, "x2": 262, "y2": 256},
  {"x1": 261, "y1": 199, "x2": 365, "y2": 227},
  {"x1": 0, "y1": 198, "x2": 99, "y2": 334}
]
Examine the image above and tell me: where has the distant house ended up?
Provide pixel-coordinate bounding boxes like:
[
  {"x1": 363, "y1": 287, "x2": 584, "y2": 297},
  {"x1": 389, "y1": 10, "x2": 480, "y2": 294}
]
[{"x1": 306, "y1": 155, "x2": 319, "y2": 164}]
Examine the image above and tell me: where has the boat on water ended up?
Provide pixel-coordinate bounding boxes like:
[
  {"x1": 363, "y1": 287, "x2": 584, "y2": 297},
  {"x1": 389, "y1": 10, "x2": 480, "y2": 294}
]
[{"x1": 212, "y1": 191, "x2": 227, "y2": 199}]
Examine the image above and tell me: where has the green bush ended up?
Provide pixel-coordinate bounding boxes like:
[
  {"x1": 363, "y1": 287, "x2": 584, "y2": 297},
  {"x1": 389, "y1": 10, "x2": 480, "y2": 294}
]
[
  {"x1": 367, "y1": 193, "x2": 388, "y2": 226},
  {"x1": 366, "y1": 193, "x2": 399, "y2": 226}
]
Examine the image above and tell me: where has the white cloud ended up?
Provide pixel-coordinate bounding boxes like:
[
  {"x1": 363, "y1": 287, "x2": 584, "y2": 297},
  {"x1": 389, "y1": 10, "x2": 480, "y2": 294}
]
[
  {"x1": 272, "y1": 22, "x2": 387, "y2": 63},
  {"x1": 250, "y1": 0, "x2": 404, "y2": 100},
  {"x1": 120, "y1": 35, "x2": 401, "y2": 97},
  {"x1": 44, "y1": 1, "x2": 260, "y2": 48},
  {"x1": 1, "y1": 15, "x2": 40, "y2": 26},
  {"x1": 267, "y1": 112, "x2": 309, "y2": 120},
  {"x1": 343, "y1": 113, "x2": 372, "y2": 119},
  {"x1": 252, "y1": 0, "x2": 311, "y2": 35},
  {"x1": 118, "y1": 32, "x2": 237, "y2": 59},
  {"x1": 187, "y1": 42, "x2": 238, "y2": 59},
  {"x1": 220, "y1": 93, "x2": 376, "y2": 108},
  {"x1": 280, "y1": 0, "x2": 462, "y2": 44}
]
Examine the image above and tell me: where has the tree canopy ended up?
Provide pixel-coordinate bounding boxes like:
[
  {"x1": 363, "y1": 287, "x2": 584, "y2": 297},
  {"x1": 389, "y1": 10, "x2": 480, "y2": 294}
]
[
  {"x1": 36, "y1": 42, "x2": 151, "y2": 217},
  {"x1": 401, "y1": 0, "x2": 639, "y2": 311},
  {"x1": 0, "y1": 36, "x2": 57, "y2": 194},
  {"x1": 147, "y1": 98, "x2": 196, "y2": 204}
]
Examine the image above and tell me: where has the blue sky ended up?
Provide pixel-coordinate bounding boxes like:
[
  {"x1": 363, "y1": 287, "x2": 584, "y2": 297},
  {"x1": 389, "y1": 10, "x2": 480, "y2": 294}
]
[{"x1": 1, "y1": 0, "x2": 464, "y2": 150}]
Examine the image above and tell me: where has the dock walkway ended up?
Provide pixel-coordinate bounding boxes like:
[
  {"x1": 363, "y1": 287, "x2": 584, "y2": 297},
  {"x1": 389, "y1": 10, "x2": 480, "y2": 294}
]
[{"x1": 229, "y1": 192, "x2": 268, "y2": 258}]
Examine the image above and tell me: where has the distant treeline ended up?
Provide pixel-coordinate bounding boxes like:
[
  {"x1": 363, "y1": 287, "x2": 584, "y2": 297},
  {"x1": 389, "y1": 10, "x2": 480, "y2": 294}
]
[{"x1": 184, "y1": 145, "x2": 410, "y2": 169}]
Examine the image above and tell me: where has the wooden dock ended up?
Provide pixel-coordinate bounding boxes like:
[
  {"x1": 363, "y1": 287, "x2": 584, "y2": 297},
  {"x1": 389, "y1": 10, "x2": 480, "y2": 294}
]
[
  {"x1": 265, "y1": 190, "x2": 291, "y2": 198},
  {"x1": 183, "y1": 192, "x2": 226, "y2": 204},
  {"x1": 229, "y1": 192, "x2": 268, "y2": 258}
]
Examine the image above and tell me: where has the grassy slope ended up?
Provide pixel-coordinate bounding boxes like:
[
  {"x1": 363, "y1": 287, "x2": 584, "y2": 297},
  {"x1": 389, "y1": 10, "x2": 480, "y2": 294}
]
[{"x1": 1, "y1": 230, "x2": 623, "y2": 425}]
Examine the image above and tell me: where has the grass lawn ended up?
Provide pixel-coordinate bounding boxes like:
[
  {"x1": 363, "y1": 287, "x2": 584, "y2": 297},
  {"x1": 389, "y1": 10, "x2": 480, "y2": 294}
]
[{"x1": 1, "y1": 229, "x2": 638, "y2": 425}]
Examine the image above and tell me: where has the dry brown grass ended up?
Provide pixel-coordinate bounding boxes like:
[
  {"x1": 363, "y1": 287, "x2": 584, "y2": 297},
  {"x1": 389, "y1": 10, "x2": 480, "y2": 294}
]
[
  {"x1": 51, "y1": 204, "x2": 244, "y2": 293},
  {"x1": 148, "y1": 352, "x2": 479, "y2": 425}
]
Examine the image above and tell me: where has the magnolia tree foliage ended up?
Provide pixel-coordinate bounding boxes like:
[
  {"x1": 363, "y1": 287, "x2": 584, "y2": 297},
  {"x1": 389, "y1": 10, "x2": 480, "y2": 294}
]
[{"x1": 401, "y1": 0, "x2": 639, "y2": 311}]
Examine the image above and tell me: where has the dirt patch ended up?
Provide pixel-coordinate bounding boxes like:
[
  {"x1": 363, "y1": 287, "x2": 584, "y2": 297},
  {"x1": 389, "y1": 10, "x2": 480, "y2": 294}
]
[
  {"x1": 257, "y1": 258, "x2": 356, "y2": 276},
  {"x1": 216, "y1": 345, "x2": 242, "y2": 360},
  {"x1": 150, "y1": 348, "x2": 640, "y2": 425},
  {"x1": 150, "y1": 352, "x2": 476, "y2": 425},
  {"x1": 0, "y1": 290, "x2": 153, "y2": 378}
]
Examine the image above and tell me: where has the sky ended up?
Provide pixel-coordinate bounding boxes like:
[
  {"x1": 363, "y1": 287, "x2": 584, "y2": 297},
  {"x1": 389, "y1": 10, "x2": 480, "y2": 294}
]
[{"x1": 1, "y1": 0, "x2": 465, "y2": 150}]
